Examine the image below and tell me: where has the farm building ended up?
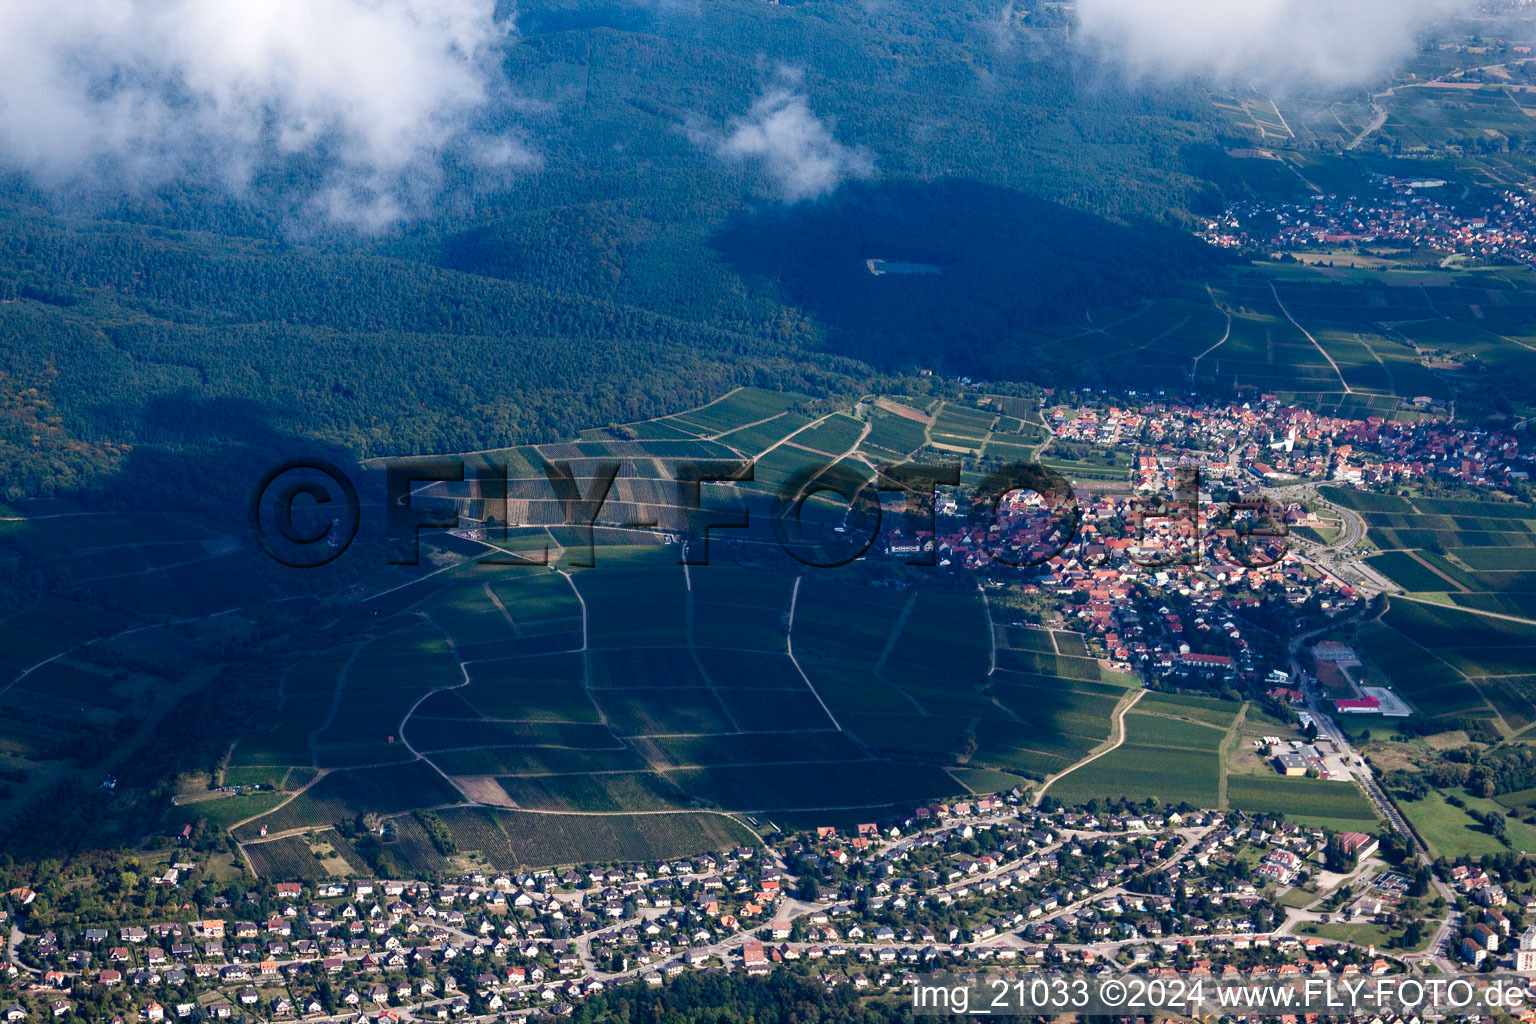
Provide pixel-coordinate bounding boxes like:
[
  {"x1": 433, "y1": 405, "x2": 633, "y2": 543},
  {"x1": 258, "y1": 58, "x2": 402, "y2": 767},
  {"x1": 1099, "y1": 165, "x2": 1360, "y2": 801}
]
[{"x1": 1272, "y1": 752, "x2": 1309, "y2": 777}]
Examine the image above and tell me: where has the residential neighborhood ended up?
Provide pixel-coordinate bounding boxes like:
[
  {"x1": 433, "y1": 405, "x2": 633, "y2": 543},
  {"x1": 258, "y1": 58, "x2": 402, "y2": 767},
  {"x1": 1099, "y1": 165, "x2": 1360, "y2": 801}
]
[{"x1": 0, "y1": 796, "x2": 1501, "y2": 1024}]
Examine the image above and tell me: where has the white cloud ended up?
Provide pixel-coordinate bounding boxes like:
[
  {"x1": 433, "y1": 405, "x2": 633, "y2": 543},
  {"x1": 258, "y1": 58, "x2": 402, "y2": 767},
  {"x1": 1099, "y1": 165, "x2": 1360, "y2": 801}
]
[
  {"x1": 702, "y1": 85, "x2": 872, "y2": 203},
  {"x1": 0, "y1": 0, "x2": 525, "y2": 229},
  {"x1": 1075, "y1": 0, "x2": 1467, "y2": 91}
]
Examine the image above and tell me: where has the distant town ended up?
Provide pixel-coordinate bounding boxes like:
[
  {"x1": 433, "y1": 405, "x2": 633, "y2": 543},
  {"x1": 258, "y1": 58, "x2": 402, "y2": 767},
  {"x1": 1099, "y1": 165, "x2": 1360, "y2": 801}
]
[{"x1": 1205, "y1": 175, "x2": 1536, "y2": 269}]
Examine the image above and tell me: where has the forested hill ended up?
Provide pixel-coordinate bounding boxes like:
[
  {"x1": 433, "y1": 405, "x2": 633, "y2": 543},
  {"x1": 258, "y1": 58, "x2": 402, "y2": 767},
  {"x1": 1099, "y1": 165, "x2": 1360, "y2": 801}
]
[{"x1": 0, "y1": 0, "x2": 1233, "y2": 505}]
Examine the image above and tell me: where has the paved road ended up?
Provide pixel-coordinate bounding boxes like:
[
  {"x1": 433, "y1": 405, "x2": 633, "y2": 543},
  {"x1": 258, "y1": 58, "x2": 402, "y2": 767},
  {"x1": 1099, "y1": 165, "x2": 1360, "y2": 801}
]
[{"x1": 1287, "y1": 624, "x2": 1455, "y2": 971}]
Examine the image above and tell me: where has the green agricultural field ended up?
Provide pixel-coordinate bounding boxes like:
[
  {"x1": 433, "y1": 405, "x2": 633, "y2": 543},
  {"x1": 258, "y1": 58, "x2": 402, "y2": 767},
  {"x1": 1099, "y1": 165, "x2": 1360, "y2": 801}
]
[
  {"x1": 715, "y1": 412, "x2": 815, "y2": 457},
  {"x1": 1049, "y1": 745, "x2": 1221, "y2": 809},
  {"x1": 1399, "y1": 790, "x2": 1536, "y2": 859},
  {"x1": 1418, "y1": 554, "x2": 1483, "y2": 592},
  {"x1": 792, "y1": 579, "x2": 908, "y2": 656},
  {"x1": 487, "y1": 572, "x2": 584, "y2": 625},
  {"x1": 980, "y1": 439, "x2": 1041, "y2": 462},
  {"x1": 405, "y1": 717, "x2": 617, "y2": 751},
  {"x1": 169, "y1": 791, "x2": 287, "y2": 831},
  {"x1": 1053, "y1": 632, "x2": 1091, "y2": 657},
  {"x1": 1357, "y1": 620, "x2": 1488, "y2": 719},
  {"x1": 933, "y1": 404, "x2": 995, "y2": 430},
  {"x1": 586, "y1": 648, "x2": 706, "y2": 690},
  {"x1": 592, "y1": 687, "x2": 737, "y2": 736},
  {"x1": 245, "y1": 835, "x2": 330, "y2": 880},
  {"x1": 794, "y1": 655, "x2": 914, "y2": 713},
  {"x1": 1002, "y1": 627, "x2": 1057, "y2": 653},
  {"x1": 691, "y1": 567, "x2": 795, "y2": 611},
  {"x1": 436, "y1": 808, "x2": 519, "y2": 867},
  {"x1": 979, "y1": 718, "x2": 1107, "y2": 764},
  {"x1": 1471, "y1": 571, "x2": 1536, "y2": 594},
  {"x1": 692, "y1": 604, "x2": 789, "y2": 654},
  {"x1": 418, "y1": 584, "x2": 522, "y2": 646},
  {"x1": 991, "y1": 683, "x2": 1121, "y2": 742},
  {"x1": 315, "y1": 626, "x2": 463, "y2": 768},
  {"x1": 461, "y1": 653, "x2": 600, "y2": 720},
  {"x1": 434, "y1": 745, "x2": 648, "y2": 776},
  {"x1": 844, "y1": 712, "x2": 977, "y2": 760},
  {"x1": 234, "y1": 762, "x2": 463, "y2": 841},
  {"x1": 1383, "y1": 600, "x2": 1535, "y2": 648},
  {"x1": 381, "y1": 816, "x2": 451, "y2": 876},
  {"x1": 1119, "y1": 711, "x2": 1228, "y2": 750},
  {"x1": 1437, "y1": 647, "x2": 1536, "y2": 677},
  {"x1": 884, "y1": 592, "x2": 990, "y2": 671},
  {"x1": 1039, "y1": 450, "x2": 1133, "y2": 482},
  {"x1": 791, "y1": 414, "x2": 866, "y2": 455},
  {"x1": 230, "y1": 646, "x2": 353, "y2": 767},
  {"x1": 991, "y1": 669, "x2": 1128, "y2": 697},
  {"x1": 431, "y1": 805, "x2": 760, "y2": 869},
  {"x1": 220, "y1": 767, "x2": 283, "y2": 788},
  {"x1": 714, "y1": 689, "x2": 836, "y2": 731},
  {"x1": 1452, "y1": 593, "x2": 1536, "y2": 618},
  {"x1": 494, "y1": 810, "x2": 759, "y2": 869},
  {"x1": 668, "y1": 761, "x2": 959, "y2": 810},
  {"x1": 1477, "y1": 677, "x2": 1536, "y2": 732},
  {"x1": 695, "y1": 650, "x2": 804, "y2": 689},
  {"x1": 751, "y1": 441, "x2": 835, "y2": 492},
  {"x1": 625, "y1": 418, "x2": 703, "y2": 441},
  {"x1": 494, "y1": 772, "x2": 689, "y2": 813},
  {"x1": 691, "y1": 568, "x2": 794, "y2": 652},
  {"x1": 1318, "y1": 487, "x2": 1413, "y2": 514},
  {"x1": 1227, "y1": 775, "x2": 1378, "y2": 829},
  {"x1": 967, "y1": 742, "x2": 1073, "y2": 779},
  {"x1": 672, "y1": 387, "x2": 811, "y2": 434},
  {"x1": 638, "y1": 730, "x2": 867, "y2": 768},
  {"x1": 1136, "y1": 692, "x2": 1243, "y2": 728},
  {"x1": 574, "y1": 568, "x2": 690, "y2": 648},
  {"x1": 1412, "y1": 497, "x2": 1536, "y2": 520},
  {"x1": 1366, "y1": 551, "x2": 1457, "y2": 592},
  {"x1": 1455, "y1": 548, "x2": 1536, "y2": 572},
  {"x1": 1047, "y1": 712, "x2": 1223, "y2": 808},
  {"x1": 949, "y1": 767, "x2": 1029, "y2": 795},
  {"x1": 861, "y1": 412, "x2": 928, "y2": 457},
  {"x1": 995, "y1": 649, "x2": 1105, "y2": 681}
]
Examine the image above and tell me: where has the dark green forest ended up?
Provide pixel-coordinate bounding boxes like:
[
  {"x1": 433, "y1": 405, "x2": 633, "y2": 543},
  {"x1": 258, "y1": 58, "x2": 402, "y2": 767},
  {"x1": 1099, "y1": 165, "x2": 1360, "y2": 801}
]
[{"x1": 0, "y1": 0, "x2": 1231, "y2": 507}]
